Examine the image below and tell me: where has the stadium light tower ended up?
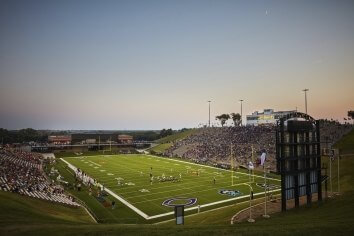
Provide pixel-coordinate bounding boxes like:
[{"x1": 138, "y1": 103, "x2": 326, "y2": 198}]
[
  {"x1": 239, "y1": 99, "x2": 244, "y2": 126},
  {"x1": 302, "y1": 89, "x2": 309, "y2": 114},
  {"x1": 207, "y1": 101, "x2": 211, "y2": 127}
]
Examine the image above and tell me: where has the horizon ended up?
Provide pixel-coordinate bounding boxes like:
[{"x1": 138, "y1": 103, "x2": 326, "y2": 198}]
[
  {"x1": 1, "y1": 0, "x2": 353, "y2": 130},
  {"x1": 1, "y1": 114, "x2": 350, "y2": 132}
]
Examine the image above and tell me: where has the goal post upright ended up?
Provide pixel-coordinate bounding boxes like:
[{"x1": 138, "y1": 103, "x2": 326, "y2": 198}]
[
  {"x1": 110, "y1": 136, "x2": 112, "y2": 153},
  {"x1": 231, "y1": 144, "x2": 233, "y2": 186},
  {"x1": 251, "y1": 145, "x2": 254, "y2": 183}
]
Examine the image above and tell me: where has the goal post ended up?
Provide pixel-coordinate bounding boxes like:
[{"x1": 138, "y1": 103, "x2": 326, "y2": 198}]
[
  {"x1": 251, "y1": 145, "x2": 255, "y2": 183},
  {"x1": 230, "y1": 144, "x2": 238, "y2": 186},
  {"x1": 231, "y1": 144, "x2": 234, "y2": 186}
]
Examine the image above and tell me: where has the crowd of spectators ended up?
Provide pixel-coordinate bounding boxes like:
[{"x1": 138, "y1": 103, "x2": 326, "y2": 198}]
[
  {"x1": 164, "y1": 126, "x2": 276, "y2": 169},
  {"x1": 0, "y1": 149, "x2": 79, "y2": 207},
  {"x1": 319, "y1": 119, "x2": 352, "y2": 147},
  {"x1": 164, "y1": 122, "x2": 352, "y2": 171},
  {"x1": 75, "y1": 168, "x2": 98, "y2": 187}
]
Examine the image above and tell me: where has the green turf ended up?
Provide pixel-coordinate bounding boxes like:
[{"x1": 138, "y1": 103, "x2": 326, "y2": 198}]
[
  {"x1": 50, "y1": 159, "x2": 146, "y2": 224},
  {"x1": 63, "y1": 154, "x2": 280, "y2": 218}
]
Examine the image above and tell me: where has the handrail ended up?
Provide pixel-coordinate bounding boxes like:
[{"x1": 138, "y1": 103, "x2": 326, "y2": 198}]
[{"x1": 73, "y1": 197, "x2": 99, "y2": 223}]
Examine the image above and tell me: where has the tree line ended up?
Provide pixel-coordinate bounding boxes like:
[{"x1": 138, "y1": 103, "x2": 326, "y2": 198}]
[
  {"x1": 0, "y1": 128, "x2": 48, "y2": 144},
  {"x1": 0, "y1": 128, "x2": 186, "y2": 144},
  {"x1": 215, "y1": 113, "x2": 241, "y2": 127}
]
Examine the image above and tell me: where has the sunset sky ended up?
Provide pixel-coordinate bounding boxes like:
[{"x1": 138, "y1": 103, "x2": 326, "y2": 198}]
[{"x1": 0, "y1": 0, "x2": 353, "y2": 130}]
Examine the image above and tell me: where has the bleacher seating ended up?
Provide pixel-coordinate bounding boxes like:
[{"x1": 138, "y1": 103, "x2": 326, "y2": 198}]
[
  {"x1": 164, "y1": 122, "x2": 352, "y2": 170},
  {"x1": 0, "y1": 150, "x2": 79, "y2": 207}
]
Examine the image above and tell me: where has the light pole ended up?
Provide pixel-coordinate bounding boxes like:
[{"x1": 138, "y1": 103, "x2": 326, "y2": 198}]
[
  {"x1": 337, "y1": 153, "x2": 340, "y2": 195},
  {"x1": 302, "y1": 89, "x2": 309, "y2": 114},
  {"x1": 239, "y1": 99, "x2": 244, "y2": 126},
  {"x1": 207, "y1": 101, "x2": 211, "y2": 127}
]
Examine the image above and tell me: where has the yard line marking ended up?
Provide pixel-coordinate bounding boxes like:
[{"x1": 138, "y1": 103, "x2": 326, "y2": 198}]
[
  {"x1": 74, "y1": 158, "x2": 269, "y2": 197},
  {"x1": 61, "y1": 155, "x2": 281, "y2": 221},
  {"x1": 111, "y1": 175, "x2": 252, "y2": 194},
  {"x1": 129, "y1": 183, "x2": 243, "y2": 203},
  {"x1": 122, "y1": 179, "x2": 252, "y2": 198},
  {"x1": 94, "y1": 158, "x2": 273, "y2": 189},
  {"x1": 60, "y1": 158, "x2": 149, "y2": 219},
  {"x1": 146, "y1": 154, "x2": 280, "y2": 182},
  {"x1": 98, "y1": 173, "x2": 250, "y2": 189},
  {"x1": 147, "y1": 188, "x2": 281, "y2": 220},
  {"x1": 89, "y1": 161, "x2": 101, "y2": 167}
]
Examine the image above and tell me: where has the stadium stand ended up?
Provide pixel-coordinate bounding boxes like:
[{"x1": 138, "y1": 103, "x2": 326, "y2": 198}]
[
  {"x1": 163, "y1": 121, "x2": 352, "y2": 170},
  {"x1": 319, "y1": 119, "x2": 352, "y2": 146},
  {"x1": 164, "y1": 126, "x2": 276, "y2": 169},
  {"x1": 0, "y1": 150, "x2": 79, "y2": 207}
]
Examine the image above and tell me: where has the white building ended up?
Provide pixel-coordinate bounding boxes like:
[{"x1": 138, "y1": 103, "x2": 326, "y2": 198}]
[{"x1": 246, "y1": 109, "x2": 295, "y2": 126}]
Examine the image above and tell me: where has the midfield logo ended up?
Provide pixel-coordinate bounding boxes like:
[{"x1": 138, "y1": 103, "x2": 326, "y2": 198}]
[{"x1": 162, "y1": 197, "x2": 198, "y2": 207}]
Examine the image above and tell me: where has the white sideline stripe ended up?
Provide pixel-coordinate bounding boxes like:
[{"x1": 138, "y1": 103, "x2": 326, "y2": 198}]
[
  {"x1": 60, "y1": 158, "x2": 149, "y2": 219},
  {"x1": 146, "y1": 154, "x2": 280, "y2": 182},
  {"x1": 103, "y1": 186, "x2": 149, "y2": 219},
  {"x1": 61, "y1": 156, "x2": 280, "y2": 221},
  {"x1": 147, "y1": 188, "x2": 281, "y2": 220}
]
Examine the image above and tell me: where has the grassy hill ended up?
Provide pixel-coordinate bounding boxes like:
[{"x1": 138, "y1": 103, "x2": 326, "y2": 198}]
[
  {"x1": 148, "y1": 142, "x2": 173, "y2": 154},
  {"x1": 149, "y1": 129, "x2": 197, "y2": 154},
  {"x1": 156, "y1": 129, "x2": 197, "y2": 144},
  {"x1": 333, "y1": 128, "x2": 354, "y2": 153},
  {"x1": 0, "y1": 190, "x2": 94, "y2": 226}
]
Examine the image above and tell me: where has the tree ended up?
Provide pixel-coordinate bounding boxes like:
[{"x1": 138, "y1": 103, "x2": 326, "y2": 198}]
[
  {"x1": 17, "y1": 128, "x2": 40, "y2": 142},
  {"x1": 348, "y1": 110, "x2": 354, "y2": 124},
  {"x1": 215, "y1": 114, "x2": 230, "y2": 127},
  {"x1": 159, "y1": 128, "x2": 173, "y2": 138},
  {"x1": 230, "y1": 113, "x2": 241, "y2": 126},
  {"x1": 0, "y1": 128, "x2": 48, "y2": 144},
  {"x1": 0, "y1": 128, "x2": 11, "y2": 144}
]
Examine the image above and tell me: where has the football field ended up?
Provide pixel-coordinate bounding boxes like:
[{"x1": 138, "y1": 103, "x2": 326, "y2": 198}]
[{"x1": 61, "y1": 154, "x2": 280, "y2": 220}]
